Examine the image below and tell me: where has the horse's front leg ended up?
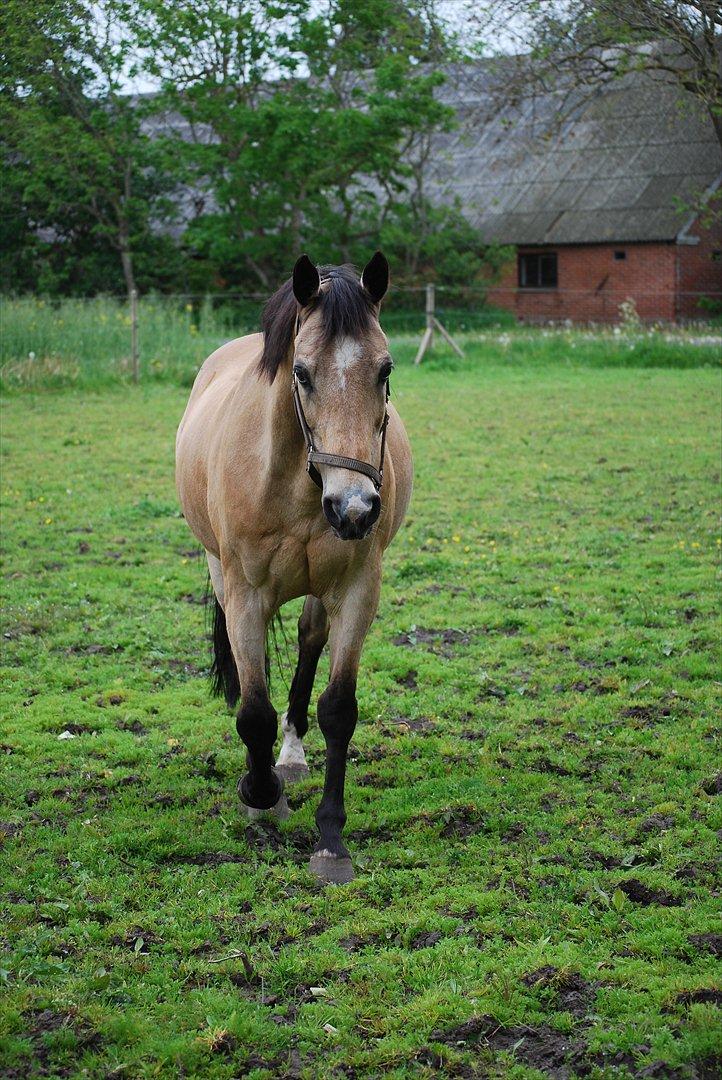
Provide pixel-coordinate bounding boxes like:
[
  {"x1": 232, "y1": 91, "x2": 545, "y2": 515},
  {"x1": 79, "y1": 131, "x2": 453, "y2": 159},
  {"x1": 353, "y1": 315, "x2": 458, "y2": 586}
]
[
  {"x1": 224, "y1": 583, "x2": 286, "y2": 818},
  {"x1": 310, "y1": 573, "x2": 380, "y2": 884},
  {"x1": 277, "y1": 595, "x2": 329, "y2": 782}
]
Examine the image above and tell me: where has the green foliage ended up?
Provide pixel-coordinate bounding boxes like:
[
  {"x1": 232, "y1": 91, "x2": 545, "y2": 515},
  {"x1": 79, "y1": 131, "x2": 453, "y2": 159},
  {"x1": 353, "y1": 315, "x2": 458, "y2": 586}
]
[
  {"x1": 1, "y1": 0, "x2": 177, "y2": 297},
  {"x1": 144, "y1": 0, "x2": 460, "y2": 288},
  {"x1": 1, "y1": 0, "x2": 508, "y2": 296},
  {"x1": 1, "y1": 360, "x2": 721, "y2": 1076}
]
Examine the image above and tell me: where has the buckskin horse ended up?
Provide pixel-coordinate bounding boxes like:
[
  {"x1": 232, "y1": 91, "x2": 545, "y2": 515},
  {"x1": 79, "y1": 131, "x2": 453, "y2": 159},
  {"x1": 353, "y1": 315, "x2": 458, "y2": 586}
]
[{"x1": 176, "y1": 253, "x2": 413, "y2": 882}]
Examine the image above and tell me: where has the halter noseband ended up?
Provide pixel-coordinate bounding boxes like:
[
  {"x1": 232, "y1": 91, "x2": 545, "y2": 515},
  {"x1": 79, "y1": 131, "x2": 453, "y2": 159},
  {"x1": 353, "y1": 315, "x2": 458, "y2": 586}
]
[{"x1": 291, "y1": 286, "x2": 390, "y2": 492}]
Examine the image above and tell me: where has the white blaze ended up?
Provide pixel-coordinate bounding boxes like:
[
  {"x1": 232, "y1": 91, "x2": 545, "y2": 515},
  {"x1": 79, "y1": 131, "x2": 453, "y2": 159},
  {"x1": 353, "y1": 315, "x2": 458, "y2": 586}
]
[{"x1": 334, "y1": 337, "x2": 362, "y2": 390}]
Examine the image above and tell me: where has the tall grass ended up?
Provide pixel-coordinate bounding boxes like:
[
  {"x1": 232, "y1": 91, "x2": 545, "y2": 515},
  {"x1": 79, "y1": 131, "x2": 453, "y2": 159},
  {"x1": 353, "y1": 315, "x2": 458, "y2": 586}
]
[
  {"x1": 1, "y1": 294, "x2": 719, "y2": 392},
  {"x1": 0, "y1": 295, "x2": 249, "y2": 390}
]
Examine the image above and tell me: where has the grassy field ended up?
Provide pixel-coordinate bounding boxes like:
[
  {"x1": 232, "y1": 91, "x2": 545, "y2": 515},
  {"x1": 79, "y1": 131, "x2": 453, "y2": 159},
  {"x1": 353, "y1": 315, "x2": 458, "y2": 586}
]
[
  {"x1": 1, "y1": 340, "x2": 721, "y2": 1077},
  {"x1": 1, "y1": 295, "x2": 720, "y2": 391}
]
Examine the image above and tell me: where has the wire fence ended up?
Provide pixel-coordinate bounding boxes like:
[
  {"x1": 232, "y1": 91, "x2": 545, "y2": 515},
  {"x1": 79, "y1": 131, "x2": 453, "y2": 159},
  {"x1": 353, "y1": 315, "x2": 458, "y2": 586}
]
[{"x1": 2, "y1": 285, "x2": 720, "y2": 389}]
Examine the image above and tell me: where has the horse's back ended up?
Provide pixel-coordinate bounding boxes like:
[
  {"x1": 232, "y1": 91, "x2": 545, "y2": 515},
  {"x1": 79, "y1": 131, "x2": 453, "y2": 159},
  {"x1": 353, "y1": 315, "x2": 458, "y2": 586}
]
[{"x1": 178, "y1": 332, "x2": 262, "y2": 433}]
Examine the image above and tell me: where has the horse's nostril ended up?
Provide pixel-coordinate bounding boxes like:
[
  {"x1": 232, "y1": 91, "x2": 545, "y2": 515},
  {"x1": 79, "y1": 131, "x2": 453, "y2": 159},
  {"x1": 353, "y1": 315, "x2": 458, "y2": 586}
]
[
  {"x1": 366, "y1": 493, "x2": 381, "y2": 526},
  {"x1": 322, "y1": 495, "x2": 344, "y2": 530}
]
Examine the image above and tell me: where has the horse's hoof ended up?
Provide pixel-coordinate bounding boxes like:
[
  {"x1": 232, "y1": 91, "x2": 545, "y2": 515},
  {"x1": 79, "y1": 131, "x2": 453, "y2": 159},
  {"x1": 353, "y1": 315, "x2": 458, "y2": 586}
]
[
  {"x1": 237, "y1": 771, "x2": 286, "y2": 817},
  {"x1": 308, "y1": 851, "x2": 354, "y2": 884},
  {"x1": 275, "y1": 762, "x2": 310, "y2": 784},
  {"x1": 244, "y1": 791, "x2": 290, "y2": 821}
]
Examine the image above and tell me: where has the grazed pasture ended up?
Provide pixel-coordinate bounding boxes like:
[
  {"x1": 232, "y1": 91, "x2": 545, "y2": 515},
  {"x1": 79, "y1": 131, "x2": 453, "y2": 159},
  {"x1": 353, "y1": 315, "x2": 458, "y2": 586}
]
[{"x1": 1, "y1": 347, "x2": 721, "y2": 1078}]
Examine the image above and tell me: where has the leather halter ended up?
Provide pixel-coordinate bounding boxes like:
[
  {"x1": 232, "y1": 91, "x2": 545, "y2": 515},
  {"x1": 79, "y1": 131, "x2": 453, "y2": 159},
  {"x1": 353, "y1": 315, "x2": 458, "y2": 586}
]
[{"x1": 291, "y1": 294, "x2": 390, "y2": 492}]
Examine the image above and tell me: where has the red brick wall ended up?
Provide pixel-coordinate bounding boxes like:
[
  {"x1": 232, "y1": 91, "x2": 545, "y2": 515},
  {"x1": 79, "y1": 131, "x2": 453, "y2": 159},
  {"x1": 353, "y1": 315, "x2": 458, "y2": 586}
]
[
  {"x1": 487, "y1": 242, "x2": 679, "y2": 323},
  {"x1": 675, "y1": 213, "x2": 722, "y2": 320}
]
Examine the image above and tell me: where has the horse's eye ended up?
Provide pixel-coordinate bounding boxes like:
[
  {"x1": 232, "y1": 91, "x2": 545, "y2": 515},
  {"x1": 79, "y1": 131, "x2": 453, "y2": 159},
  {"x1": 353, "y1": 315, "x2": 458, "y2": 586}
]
[
  {"x1": 379, "y1": 363, "x2": 393, "y2": 385},
  {"x1": 293, "y1": 365, "x2": 312, "y2": 389}
]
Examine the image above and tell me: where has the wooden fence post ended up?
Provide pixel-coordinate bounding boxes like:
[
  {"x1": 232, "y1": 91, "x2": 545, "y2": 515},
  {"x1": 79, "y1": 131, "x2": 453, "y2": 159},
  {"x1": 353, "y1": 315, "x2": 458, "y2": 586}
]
[
  {"x1": 130, "y1": 288, "x2": 139, "y2": 383},
  {"x1": 414, "y1": 282, "x2": 464, "y2": 365}
]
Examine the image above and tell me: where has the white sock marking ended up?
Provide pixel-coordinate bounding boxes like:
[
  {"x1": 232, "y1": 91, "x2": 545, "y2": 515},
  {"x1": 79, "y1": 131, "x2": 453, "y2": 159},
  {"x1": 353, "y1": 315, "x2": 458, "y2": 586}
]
[{"x1": 276, "y1": 712, "x2": 308, "y2": 768}]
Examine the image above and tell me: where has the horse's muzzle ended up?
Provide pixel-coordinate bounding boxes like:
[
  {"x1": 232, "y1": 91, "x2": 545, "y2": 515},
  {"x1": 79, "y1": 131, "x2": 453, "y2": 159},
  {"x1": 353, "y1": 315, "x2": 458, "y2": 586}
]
[{"x1": 323, "y1": 491, "x2": 381, "y2": 540}]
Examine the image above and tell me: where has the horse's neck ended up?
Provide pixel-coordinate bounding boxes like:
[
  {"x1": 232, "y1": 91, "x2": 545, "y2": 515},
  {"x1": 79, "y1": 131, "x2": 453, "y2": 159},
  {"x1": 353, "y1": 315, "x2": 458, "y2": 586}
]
[{"x1": 265, "y1": 360, "x2": 304, "y2": 477}]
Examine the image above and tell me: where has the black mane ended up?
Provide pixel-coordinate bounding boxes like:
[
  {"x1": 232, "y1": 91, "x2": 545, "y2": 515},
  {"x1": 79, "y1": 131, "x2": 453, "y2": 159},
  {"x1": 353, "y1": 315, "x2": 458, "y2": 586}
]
[{"x1": 258, "y1": 264, "x2": 376, "y2": 383}]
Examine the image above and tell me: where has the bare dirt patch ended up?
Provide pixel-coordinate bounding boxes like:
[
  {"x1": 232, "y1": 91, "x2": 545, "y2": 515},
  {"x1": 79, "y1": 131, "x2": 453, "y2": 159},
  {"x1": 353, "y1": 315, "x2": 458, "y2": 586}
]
[
  {"x1": 688, "y1": 933, "x2": 722, "y2": 957},
  {"x1": 428, "y1": 1015, "x2": 589, "y2": 1078},
  {"x1": 8, "y1": 1008, "x2": 103, "y2": 1078},
  {"x1": 616, "y1": 878, "x2": 682, "y2": 907},
  {"x1": 521, "y1": 967, "x2": 600, "y2": 1019}
]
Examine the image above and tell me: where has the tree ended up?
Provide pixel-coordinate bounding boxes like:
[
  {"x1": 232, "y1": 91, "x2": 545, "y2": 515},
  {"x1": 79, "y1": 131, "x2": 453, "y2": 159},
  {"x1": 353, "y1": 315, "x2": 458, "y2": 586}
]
[
  {"x1": 136, "y1": 0, "x2": 458, "y2": 288},
  {"x1": 1, "y1": 0, "x2": 173, "y2": 299},
  {"x1": 469, "y1": 1, "x2": 722, "y2": 151}
]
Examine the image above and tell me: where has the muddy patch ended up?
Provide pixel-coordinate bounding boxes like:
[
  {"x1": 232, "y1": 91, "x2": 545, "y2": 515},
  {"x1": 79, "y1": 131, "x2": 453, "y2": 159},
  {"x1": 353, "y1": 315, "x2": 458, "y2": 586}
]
[
  {"x1": 349, "y1": 745, "x2": 390, "y2": 763},
  {"x1": 521, "y1": 967, "x2": 599, "y2": 1019},
  {"x1": 674, "y1": 988, "x2": 722, "y2": 1008},
  {"x1": 110, "y1": 927, "x2": 161, "y2": 953},
  {"x1": 428, "y1": 1015, "x2": 588, "y2": 1078},
  {"x1": 392, "y1": 626, "x2": 472, "y2": 656},
  {"x1": 701, "y1": 773, "x2": 721, "y2": 796},
  {"x1": 532, "y1": 756, "x2": 573, "y2": 777},
  {"x1": 116, "y1": 719, "x2": 148, "y2": 735},
  {"x1": 386, "y1": 716, "x2": 436, "y2": 735},
  {"x1": 638, "y1": 813, "x2": 675, "y2": 834},
  {"x1": 620, "y1": 704, "x2": 674, "y2": 725},
  {"x1": 395, "y1": 669, "x2": 418, "y2": 689},
  {"x1": 56, "y1": 721, "x2": 95, "y2": 734},
  {"x1": 66, "y1": 642, "x2": 118, "y2": 656},
  {"x1": 435, "y1": 805, "x2": 485, "y2": 840},
  {"x1": 426, "y1": 1015, "x2": 678, "y2": 1079},
  {"x1": 688, "y1": 933, "x2": 722, "y2": 957},
  {"x1": 8, "y1": 1008, "x2": 103, "y2": 1079},
  {"x1": 457, "y1": 727, "x2": 487, "y2": 742},
  {"x1": 616, "y1": 878, "x2": 682, "y2": 906},
  {"x1": 410, "y1": 930, "x2": 444, "y2": 950}
]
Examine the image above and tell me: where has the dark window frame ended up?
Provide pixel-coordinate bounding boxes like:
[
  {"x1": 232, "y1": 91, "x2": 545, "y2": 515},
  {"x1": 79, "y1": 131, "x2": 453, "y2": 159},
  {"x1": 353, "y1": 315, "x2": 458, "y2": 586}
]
[
  {"x1": 614, "y1": 250, "x2": 626, "y2": 261},
  {"x1": 518, "y1": 251, "x2": 558, "y2": 289}
]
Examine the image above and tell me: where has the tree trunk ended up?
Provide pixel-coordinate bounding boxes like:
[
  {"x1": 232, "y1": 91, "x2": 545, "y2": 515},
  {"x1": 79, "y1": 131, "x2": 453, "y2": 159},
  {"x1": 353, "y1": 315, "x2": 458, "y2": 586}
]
[{"x1": 119, "y1": 230, "x2": 136, "y2": 302}]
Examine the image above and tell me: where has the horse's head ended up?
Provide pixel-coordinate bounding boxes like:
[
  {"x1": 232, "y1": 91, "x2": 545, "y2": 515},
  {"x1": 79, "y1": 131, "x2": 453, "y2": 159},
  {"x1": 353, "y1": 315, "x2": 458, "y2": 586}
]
[{"x1": 260, "y1": 253, "x2": 392, "y2": 541}]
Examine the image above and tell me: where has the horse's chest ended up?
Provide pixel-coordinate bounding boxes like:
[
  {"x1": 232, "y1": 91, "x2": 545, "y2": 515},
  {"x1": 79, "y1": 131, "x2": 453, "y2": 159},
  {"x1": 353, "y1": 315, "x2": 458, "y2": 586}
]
[
  {"x1": 237, "y1": 534, "x2": 309, "y2": 598},
  {"x1": 236, "y1": 528, "x2": 356, "y2": 606}
]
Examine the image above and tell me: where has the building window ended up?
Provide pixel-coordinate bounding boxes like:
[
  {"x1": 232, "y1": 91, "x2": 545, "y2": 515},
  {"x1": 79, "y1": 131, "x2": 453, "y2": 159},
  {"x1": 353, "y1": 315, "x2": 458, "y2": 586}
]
[
  {"x1": 518, "y1": 252, "x2": 558, "y2": 288},
  {"x1": 614, "y1": 250, "x2": 626, "y2": 260},
  {"x1": 712, "y1": 250, "x2": 721, "y2": 262}
]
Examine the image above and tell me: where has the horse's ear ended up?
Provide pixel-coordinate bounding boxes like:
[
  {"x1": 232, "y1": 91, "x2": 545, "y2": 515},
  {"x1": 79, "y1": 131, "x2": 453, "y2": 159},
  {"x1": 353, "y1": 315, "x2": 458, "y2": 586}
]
[
  {"x1": 293, "y1": 254, "x2": 320, "y2": 307},
  {"x1": 361, "y1": 250, "x2": 389, "y2": 304}
]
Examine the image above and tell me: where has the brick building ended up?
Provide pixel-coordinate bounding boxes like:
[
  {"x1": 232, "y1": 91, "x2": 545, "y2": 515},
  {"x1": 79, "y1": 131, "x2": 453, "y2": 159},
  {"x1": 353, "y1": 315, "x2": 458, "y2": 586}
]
[{"x1": 429, "y1": 66, "x2": 722, "y2": 323}]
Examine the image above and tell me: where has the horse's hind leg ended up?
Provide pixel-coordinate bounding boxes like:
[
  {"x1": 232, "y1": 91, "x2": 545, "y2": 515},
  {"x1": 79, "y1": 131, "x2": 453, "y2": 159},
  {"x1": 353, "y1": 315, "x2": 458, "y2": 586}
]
[
  {"x1": 224, "y1": 582, "x2": 288, "y2": 819},
  {"x1": 277, "y1": 596, "x2": 329, "y2": 783}
]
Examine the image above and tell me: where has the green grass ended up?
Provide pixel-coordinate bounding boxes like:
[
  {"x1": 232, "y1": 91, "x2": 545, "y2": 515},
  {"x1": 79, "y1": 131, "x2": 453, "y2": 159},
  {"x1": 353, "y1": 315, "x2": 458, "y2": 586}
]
[
  {"x1": 1, "y1": 295, "x2": 719, "y2": 392},
  {"x1": 1, "y1": 349, "x2": 721, "y2": 1078}
]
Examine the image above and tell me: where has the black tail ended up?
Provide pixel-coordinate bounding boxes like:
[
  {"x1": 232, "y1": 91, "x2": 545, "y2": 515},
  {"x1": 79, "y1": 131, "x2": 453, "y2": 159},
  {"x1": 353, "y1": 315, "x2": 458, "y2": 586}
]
[{"x1": 209, "y1": 590, "x2": 240, "y2": 709}]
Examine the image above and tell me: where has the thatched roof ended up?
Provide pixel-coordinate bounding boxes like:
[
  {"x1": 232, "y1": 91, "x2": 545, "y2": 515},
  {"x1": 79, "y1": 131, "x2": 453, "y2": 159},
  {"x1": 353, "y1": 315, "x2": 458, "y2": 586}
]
[{"x1": 426, "y1": 62, "x2": 722, "y2": 245}]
